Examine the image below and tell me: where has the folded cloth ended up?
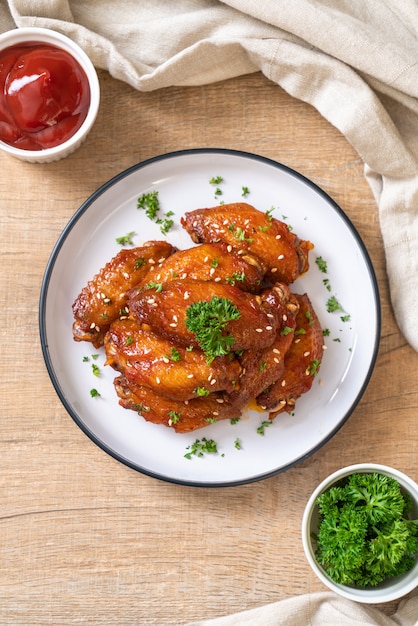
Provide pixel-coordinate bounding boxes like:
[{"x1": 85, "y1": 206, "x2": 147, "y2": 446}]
[
  {"x1": 2, "y1": 1, "x2": 418, "y2": 352},
  {"x1": 185, "y1": 590, "x2": 418, "y2": 626}
]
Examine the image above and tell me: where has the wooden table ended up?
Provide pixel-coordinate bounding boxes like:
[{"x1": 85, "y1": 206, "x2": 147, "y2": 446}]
[{"x1": 1, "y1": 70, "x2": 417, "y2": 625}]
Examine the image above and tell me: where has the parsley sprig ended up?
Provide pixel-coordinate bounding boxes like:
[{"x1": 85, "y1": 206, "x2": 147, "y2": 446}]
[{"x1": 185, "y1": 297, "x2": 241, "y2": 362}]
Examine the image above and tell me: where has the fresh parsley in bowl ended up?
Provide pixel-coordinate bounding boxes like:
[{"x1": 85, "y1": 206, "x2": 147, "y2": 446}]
[{"x1": 302, "y1": 464, "x2": 418, "y2": 603}]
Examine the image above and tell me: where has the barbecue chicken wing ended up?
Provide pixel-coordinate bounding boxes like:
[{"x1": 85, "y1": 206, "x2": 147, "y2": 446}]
[
  {"x1": 72, "y1": 240, "x2": 175, "y2": 347},
  {"x1": 104, "y1": 318, "x2": 242, "y2": 401},
  {"x1": 114, "y1": 376, "x2": 242, "y2": 433},
  {"x1": 228, "y1": 284, "x2": 300, "y2": 409},
  {"x1": 128, "y1": 279, "x2": 280, "y2": 353},
  {"x1": 181, "y1": 202, "x2": 313, "y2": 284},
  {"x1": 134, "y1": 242, "x2": 265, "y2": 293},
  {"x1": 257, "y1": 293, "x2": 324, "y2": 416}
]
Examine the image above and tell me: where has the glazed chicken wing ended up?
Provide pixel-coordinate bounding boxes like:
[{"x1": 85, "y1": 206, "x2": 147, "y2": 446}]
[
  {"x1": 114, "y1": 376, "x2": 242, "y2": 433},
  {"x1": 181, "y1": 202, "x2": 313, "y2": 284},
  {"x1": 257, "y1": 293, "x2": 324, "y2": 416},
  {"x1": 136, "y1": 242, "x2": 265, "y2": 292},
  {"x1": 104, "y1": 318, "x2": 242, "y2": 401},
  {"x1": 128, "y1": 279, "x2": 280, "y2": 352},
  {"x1": 229, "y1": 284, "x2": 300, "y2": 408},
  {"x1": 72, "y1": 240, "x2": 175, "y2": 347}
]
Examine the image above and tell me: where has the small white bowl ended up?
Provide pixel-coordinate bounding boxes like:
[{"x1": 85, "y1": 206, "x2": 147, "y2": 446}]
[
  {"x1": 0, "y1": 27, "x2": 100, "y2": 163},
  {"x1": 302, "y1": 463, "x2": 418, "y2": 604}
]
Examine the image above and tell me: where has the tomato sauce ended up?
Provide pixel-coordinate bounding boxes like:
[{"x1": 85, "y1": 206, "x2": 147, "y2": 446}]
[{"x1": 0, "y1": 42, "x2": 90, "y2": 151}]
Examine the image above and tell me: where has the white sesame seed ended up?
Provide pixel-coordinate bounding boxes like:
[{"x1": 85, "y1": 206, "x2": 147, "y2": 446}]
[
  {"x1": 193, "y1": 220, "x2": 198, "y2": 227},
  {"x1": 209, "y1": 267, "x2": 215, "y2": 276},
  {"x1": 271, "y1": 267, "x2": 278, "y2": 273},
  {"x1": 95, "y1": 325, "x2": 100, "y2": 332},
  {"x1": 148, "y1": 258, "x2": 155, "y2": 265},
  {"x1": 210, "y1": 379, "x2": 217, "y2": 385},
  {"x1": 273, "y1": 348, "x2": 280, "y2": 354},
  {"x1": 273, "y1": 358, "x2": 280, "y2": 363},
  {"x1": 283, "y1": 314, "x2": 288, "y2": 321},
  {"x1": 184, "y1": 291, "x2": 190, "y2": 300},
  {"x1": 214, "y1": 277, "x2": 222, "y2": 282},
  {"x1": 156, "y1": 377, "x2": 160, "y2": 384},
  {"x1": 172, "y1": 314, "x2": 178, "y2": 322},
  {"x1": 162, "y1": 357, "x2": 169, "y2": 364},
  {"x1": 169, "y1": 323, "x2": 177, "y2": 328},
  {"x1": 212, "y1": 411, "x2": 219, "y2": 416},
  {"x1": 90, "y1": 322, "x2": 96, "y2": 329},
  {"x1": 256, "y1": 328, "x2": 263, "y2": 333},
  {"x1": 276, "y1": 234, "x2": 282, "y2": 240},
  {"x1": 277, "y1": 254, "x2": 284, "y2": 260},
  {"x1": 187, "y1": 374, "x2": 194, "y2": 379},
  {"x1": 227, "y1": 245, "x2": 232, "y2": 252},
  {"x1": 223, "y1": 219, "x2": 228, "y2": 226},
  {"x1": 204, "y1": 256, "x2": 209, "y2": 262},
  {"x1": 303, "y1": 351, "x2": 311, "y2": 357},
  {"x1": 216, "y1": 398, "x2": 224, "y2": 403},
  {"x1": 181, "y1": 272, "x2": 187, "y2": 279},
  {"x1": 266, "y1": 325, "x2": 273, "y2": 331},
  {"x1": 281, "y1": 380, "x2": 286, "y2": 387}
]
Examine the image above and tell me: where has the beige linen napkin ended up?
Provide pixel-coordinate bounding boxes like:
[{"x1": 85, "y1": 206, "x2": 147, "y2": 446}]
[
  {"x1": 2, "y1": 0, "x2": 418, "y2": 351},
  {"x1": 186, "y1": 590, "x2": 418, "y2": 625}
]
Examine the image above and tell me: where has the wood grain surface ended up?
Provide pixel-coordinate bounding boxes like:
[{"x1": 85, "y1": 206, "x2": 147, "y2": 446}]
[{"x1": 1, "y1": 70, "x2": 417, "y2": 625}]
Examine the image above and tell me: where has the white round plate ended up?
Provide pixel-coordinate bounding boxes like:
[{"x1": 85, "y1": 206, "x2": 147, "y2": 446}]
[{"x1": 39, "y1": 149, "x2": 380, "y2": 486}]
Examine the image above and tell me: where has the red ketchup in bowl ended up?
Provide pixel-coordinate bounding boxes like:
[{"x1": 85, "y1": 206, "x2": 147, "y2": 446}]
[{"x1": 0, "y1": 42, "x2": 90, "y2": 151}]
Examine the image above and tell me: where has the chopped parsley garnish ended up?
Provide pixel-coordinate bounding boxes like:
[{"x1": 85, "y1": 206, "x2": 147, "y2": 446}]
[
  {"x1": 90, "y1": 388, "x2": 100, "y2": 398},
  {"x1": 145, "y1": 281, "x2": 163, "y2": 292},
  {"x1": 133, "y1": 403, "x2": 150, "y2": 414},
  {"x1": 209, "y1": 176, "x2": 223, "y2": 185},
  {"x1": 194, "y1": 386, "x2": 210, "y2": 397},
  {"x1": 326, "y1": 295, "x2": 344, "y2": 313},
  {"x1": 315, "y1": 256, "x2": 328, "y2": 273},
  {"x1": 91, "y1": 363, "x2": 100, "y2": 377},
  {"x1": 340, "y1": 314, "x2": 351, "y2": 323},
  {"x1": 185, "y1": 297, "x2": 241, "y2": 362},
  {"x1": 157, "y1": 216, "x2": 174, "y2": 235},
  {"x1": 134, "y1": 257, "x2": 146, "y2": 270},
  {"x1": 230, "y1": 417, "x2": 241, "y2": 425},
  {"x1": 227, "y1": 223, "x2": 254, "y2": 243},
  {"x1": 307, "y1": 359, "x2": 321, "y2": 376},
  {"x1": 234, "y1": 438, "x2": 242, "y2": 450},
  {"x1": 241, "y1": 186, "x2": 250, "y2": 197},
  {"x1": 166, "y1": 347, "x2": 181, "y2": 362},
  {"x1": 257, "y1": 420, "x2": 272, "y2": 435},
  {"x1": 184, "y1": 437, "x2": 218, "y2": 459},
  {"x1": 125, "y1": 336, "x2": 134, "y2": 346},
  {"x1": 168, "y1": 410, "x2": 181, "y2": 424},
  {"x1": 226, "y1": 271, "x2": 245, "y2": 285},
  {"x1": 116, "y1": 231, "x2": 135, "y2": 246},
  {"x1": 280, "y1": 326, "x2": 294, "y2": 336},
  {"x1": 137, "y1": 191, "x2": 160, "y2": 220}
]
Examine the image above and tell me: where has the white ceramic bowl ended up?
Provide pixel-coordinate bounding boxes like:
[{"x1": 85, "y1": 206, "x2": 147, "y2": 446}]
[
  {"x1": 302, "y1": 463, "x2": 418, "y2": 603},
  {"x1": 0, "y1": 27, "x2": 100, "y2": 163}
]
